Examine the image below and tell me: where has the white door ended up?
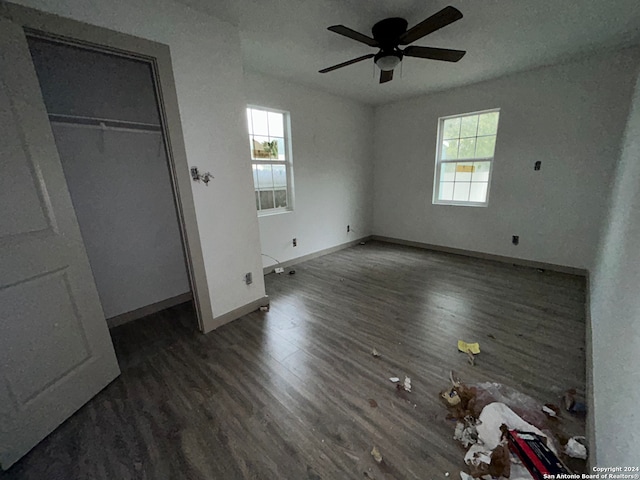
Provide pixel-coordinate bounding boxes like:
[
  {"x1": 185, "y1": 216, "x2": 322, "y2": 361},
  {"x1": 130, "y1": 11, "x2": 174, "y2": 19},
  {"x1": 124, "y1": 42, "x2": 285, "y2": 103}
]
[{"x1": 0, "y1": 18, "x2": 120, "y2": 470}]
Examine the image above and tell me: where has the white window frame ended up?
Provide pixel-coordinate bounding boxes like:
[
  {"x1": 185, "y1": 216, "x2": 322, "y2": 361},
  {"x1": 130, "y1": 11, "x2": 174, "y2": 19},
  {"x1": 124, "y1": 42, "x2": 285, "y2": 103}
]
[
  {"x1": 247, "y1": 105, "x2": 294, "y2": 215},
  {"x1": 432, "y1": 108, "x2": 500, "y2": 207}
]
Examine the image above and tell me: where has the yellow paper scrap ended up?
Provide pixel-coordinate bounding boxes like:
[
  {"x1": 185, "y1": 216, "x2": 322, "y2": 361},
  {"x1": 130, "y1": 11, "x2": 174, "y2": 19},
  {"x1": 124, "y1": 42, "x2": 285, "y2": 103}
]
[{"x1": 458, "y1": 340, "x2": 480, "y2": 355}]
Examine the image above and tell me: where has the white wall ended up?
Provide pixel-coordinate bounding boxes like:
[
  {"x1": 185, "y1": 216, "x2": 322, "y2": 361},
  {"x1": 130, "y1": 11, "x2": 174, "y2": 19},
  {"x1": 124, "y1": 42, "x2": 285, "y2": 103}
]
[
  {"x1": 589, "y1": 68, "x2": 640, "y2": 465},
  {"x1": 243, "y1": 71, "x2": 374, "y2": 269},
  {"x1": 372, "y1": 48, "x2": 640, "y2": 270},
  {"x1": 14, "y1": 0, "x2": 266, "y2": 320}
]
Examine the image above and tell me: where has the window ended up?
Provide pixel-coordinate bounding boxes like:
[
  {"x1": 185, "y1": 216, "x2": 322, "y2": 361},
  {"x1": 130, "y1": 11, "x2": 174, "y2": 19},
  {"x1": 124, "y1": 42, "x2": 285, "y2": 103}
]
[
  {"x1": 246, "y1": 106, "x2": 293, "y2": 213},
  {"x1": 433, "y1": 109, "x2": 500, "y2": 206}
]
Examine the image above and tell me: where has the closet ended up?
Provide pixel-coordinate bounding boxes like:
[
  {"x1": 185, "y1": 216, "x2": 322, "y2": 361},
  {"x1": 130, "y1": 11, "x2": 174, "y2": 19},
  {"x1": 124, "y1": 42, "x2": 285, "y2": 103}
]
[{"x1": 27, "y1": 37, "x2": 191, "y2": 327}]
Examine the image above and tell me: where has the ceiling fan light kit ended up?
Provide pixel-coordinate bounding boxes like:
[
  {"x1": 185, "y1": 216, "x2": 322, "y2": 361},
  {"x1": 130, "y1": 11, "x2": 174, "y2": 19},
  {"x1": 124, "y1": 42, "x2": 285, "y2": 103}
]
[{"x1": 320, "y1": 5, "x2": 466, "y2": 84}]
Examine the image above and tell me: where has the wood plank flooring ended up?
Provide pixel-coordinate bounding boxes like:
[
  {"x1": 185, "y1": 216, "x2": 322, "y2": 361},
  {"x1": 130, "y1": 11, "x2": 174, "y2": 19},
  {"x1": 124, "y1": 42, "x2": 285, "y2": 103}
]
[{"x1": 1, "y1": 241, "x2": 587, "y2": 479}]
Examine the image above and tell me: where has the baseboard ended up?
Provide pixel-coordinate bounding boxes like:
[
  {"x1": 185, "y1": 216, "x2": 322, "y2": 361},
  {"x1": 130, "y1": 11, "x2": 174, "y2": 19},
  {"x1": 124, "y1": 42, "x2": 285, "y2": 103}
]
[
  {"x1": 262, "y1": 235, "x2": 372, "y2": 275},
  {"x1": 107, "y1": 292, "x2": 193, "y2": 329},
  {"x1": 371, "y1": 235, "x2": 588, "y2": 276},
  {"x1": 584, "y1": 271, "x2": 596, "y2": 467},
  {"x1": 203, "y1": 295, "x2": 270, "y2": 333}
]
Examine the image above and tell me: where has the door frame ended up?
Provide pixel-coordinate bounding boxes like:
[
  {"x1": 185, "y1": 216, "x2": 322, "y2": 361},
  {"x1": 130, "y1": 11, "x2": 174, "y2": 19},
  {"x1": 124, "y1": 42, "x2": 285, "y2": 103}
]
[{"x1": 0, "y1": 2, "x2": 212, "y2": 332}]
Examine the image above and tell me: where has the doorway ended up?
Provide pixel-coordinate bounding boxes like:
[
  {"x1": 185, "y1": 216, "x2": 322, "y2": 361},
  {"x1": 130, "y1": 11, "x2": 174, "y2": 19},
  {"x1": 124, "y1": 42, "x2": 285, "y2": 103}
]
[{"x1": 26, "y1": 36, "x2": 194, "y2": 330}]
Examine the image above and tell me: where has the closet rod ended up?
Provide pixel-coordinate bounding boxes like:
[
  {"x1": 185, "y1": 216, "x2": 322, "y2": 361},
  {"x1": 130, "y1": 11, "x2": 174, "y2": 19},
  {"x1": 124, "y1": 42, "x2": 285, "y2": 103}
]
[{"x1": 48, "y1": 113, "x2": 162, "y2": 133}]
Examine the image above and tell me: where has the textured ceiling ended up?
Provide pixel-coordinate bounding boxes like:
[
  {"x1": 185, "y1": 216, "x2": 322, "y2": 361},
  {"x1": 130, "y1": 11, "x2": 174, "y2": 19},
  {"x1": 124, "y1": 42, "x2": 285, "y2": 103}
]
[{"x1": 177, "y1": 0, "x2": 640, "y2": 105}]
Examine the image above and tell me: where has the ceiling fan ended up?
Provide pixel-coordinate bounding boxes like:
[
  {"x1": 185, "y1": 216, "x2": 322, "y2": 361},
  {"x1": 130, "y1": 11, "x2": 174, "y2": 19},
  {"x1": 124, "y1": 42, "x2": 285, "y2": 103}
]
[{"x1": 319, "y1": 6, "x2": 466, "y2": 84}]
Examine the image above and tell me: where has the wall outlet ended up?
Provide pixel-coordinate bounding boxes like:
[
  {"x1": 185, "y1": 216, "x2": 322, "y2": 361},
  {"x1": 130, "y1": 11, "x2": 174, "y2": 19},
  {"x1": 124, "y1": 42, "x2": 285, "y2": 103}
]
[
  {"x1": 347, "y1": 225, "x2": 350, "y2": 233},
  {"x1": 512, "y1": 235, "x2": 519, "y2": 245},
  {"x1": 293, "y1": 238, "x2": 297, "y2": 247},
  {"x1": 244, "y1": 272, "x2": 253, "y2": 285}
]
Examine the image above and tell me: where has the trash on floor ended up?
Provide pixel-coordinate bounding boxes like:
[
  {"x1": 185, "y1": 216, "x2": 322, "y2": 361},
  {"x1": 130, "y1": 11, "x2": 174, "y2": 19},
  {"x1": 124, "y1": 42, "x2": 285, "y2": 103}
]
[
  {"x1": 371, "y1": 446, "x2": 383, "y2": 464},
  {"x1": 489, "y1": 438, "x2": 511, "y2": 479},
  {"x1": 442, "y1": 387, "x2": 462, "y2": 407},
  {"x1": 562, "y1": 388, "x2": 587, "y2": 414},
  {"x1": 371, "y1": 347, "x2": 381, "y2": 358},
  {"x1": 457, "y1": 340, "x2": 480, "y2": 355},
  {"x1": 274, "y1": 267, "x2": 285, "y2": 274},
  {"x1": 389, "y1": 377, "x2": 400, "y2": 383},
  {"x1": 564, "y1": 437, "x2": 587, "y2": 460},
  {"x1": 403, "y1": 376, "x2": 412, "y2": 392},
  {"x1": 542, "y1": 404, "x2": 558, "y2": 418},
  {"x1": 487, "y1": 333, "x2": 496, "y2": 339},
  {"x1": 466, "y1": 350, "x2": 476, "y2": 366},
  {"x1": 259, "y1": 305, "x2": 270, "y2": 312},
  {"x1": 368, "y1": 399, "x2": 378, "y2": 408},
  {"x1": 507, "y1": 429, "x2": 570, "y2": 478},
  {"x1": 453, "y1": 416, "x2": 482, "y2": 448},
  {"x1": 288, "y1": 269, "x2": 296, "y2": 275}
]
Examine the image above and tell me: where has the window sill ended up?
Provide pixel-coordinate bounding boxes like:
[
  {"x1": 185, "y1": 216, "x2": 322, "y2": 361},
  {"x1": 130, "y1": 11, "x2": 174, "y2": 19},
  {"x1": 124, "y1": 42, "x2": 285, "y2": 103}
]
[
  {"x1": 432, "y1": 200, "x2": 488, "y2": 208},
  {"x1": 258, "y1": 208, "x2": 294, "y2": 218}
]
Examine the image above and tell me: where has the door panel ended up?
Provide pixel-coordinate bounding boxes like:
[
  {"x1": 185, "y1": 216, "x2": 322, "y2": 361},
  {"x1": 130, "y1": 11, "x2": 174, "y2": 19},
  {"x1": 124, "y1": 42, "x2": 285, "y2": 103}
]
[{"x1": 0, "y1": 17, "x2": 120, "y2": 470}]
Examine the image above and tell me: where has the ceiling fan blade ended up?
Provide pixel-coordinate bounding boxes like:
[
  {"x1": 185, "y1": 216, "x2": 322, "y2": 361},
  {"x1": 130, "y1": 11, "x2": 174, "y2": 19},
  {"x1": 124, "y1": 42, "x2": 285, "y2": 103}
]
[
  {"x1": 403, "y1": 46, "x2": 466, "y2": 62},
  {"x1": 379, "y1": 69, "x2": 393, "y2": 84},
  {"x1": 399, "y1": 6, "x2": 463, "y2": 45},
  {"x1": 319, "y1": 53, "x2": 375, "y2": 73},
  {"x1": 327, "y1": 25, "x2": 379, "y2": 47}
]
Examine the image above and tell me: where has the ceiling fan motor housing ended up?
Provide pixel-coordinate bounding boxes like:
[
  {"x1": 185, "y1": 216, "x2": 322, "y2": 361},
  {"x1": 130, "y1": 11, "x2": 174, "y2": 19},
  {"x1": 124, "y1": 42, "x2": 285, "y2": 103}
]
[
  {"x1": 372, "y1": 17, "x2": 407, "y2": 70},
  {"x1": 371, "y1": 17, "x2": 408, "y2": 46}
]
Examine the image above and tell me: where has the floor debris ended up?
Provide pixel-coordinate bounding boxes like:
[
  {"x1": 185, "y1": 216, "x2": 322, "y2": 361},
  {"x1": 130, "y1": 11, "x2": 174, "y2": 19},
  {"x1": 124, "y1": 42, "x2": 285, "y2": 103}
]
[
  {"x1": 564, "y1": 436, "x2": 587, "y2": 459},
  {"x1": 562, "y1": 388, "x2": 586, "y2": 414},
  {"x1": 487, "y1": 334, "x2": 496, "y2": 339},
  {"x1": 259, "y1": 305, "x2": 269, "y2": 312},
  {"x1": 371, "y1": 347, "x2": 381, "y2": 357},
  {"x1": 370, "y1": 446, "x2": 383, "y2": 464},
  {"x1": 542, "y1": 404, "x2": 558, "y2": 417},
  {"x1": 457, "y1": 340, "x2": 480, "y2": 355},
  {"x1": 453, "y1": 416, "x2": 482, "y2": 448},
  {"x1": 389, "y1": 377, "x2": 400, "y2": 383},
  {"x1": 403, "y1": 376, "x2": 412, "y2": 392},
  {"x1": 368, "y1": 399, "x2": 378, "y2": 408}
]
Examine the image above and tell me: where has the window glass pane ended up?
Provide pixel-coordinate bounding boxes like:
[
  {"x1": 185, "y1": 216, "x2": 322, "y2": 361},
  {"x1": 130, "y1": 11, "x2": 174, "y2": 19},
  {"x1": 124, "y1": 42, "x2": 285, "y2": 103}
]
[
  {"x1": 252, "y1": 135, "x2": 270, "y2": 159},
  {"x1": 460, "y1": 115, "x2": 479, "y2": 138},
  {"x1": 469, "y1": 182, "x2": 488, "y2": 203},
  {"x1": 256, "y1": 164, "x2": 274, "y2": 189},
  {"x1": 458, "y1": 138, "x2": 477, "y2": 159},
  {"x1": 246, "y1": 109, "x2": 253, "y2": 135},
  {"x1": 442, "y1": 139, "x2": 459, "y2": 160},
  {"x1": 272, "y1": 164, "x2": 287, "y2": 189},
  {"x1": 475, "y1": 135, "x2": 496, "y2": 158},
  {"x1": 439, "y1": 182, "x2": 454, "y2": 201},
  {"x1": 455, "y1": 162, "x2": 474, "y2": 182},
  {"x1": 269, "y1": 137, "x2": 285, "y2": 160},
  {"x1": 472, "y1": 161, "x2": 491, "y2": 182},
  {"x1": 274, "y1": 189, "x2": 287, "y2": 208},
  {"x1": 252, "y1": 164, "x2": 259, "y2": 189},
  {"x1": 251, "y1": 108, "x2": 269, "y2": 136},
  {"x1": 453, "y1": 182, "x2": 471, "y2": 201},
  {"x1": 259, "y1": 190, "x2": 274, "y2": 210},
  {"x1": 440, "y1": 162, "x2": 456, "y2": 182},
  {"x1": 267, "y1": 111, "x2": 284, "y2": 137},
  {"x1": 477, "y1": 111, "x2": 500, "y2": 136},
  {"x1": 443, "y1": 118, "x2": 461, "y2": 139},
  {"x1": 255, "y1": 190, "x2": 260, "y2": 210}
]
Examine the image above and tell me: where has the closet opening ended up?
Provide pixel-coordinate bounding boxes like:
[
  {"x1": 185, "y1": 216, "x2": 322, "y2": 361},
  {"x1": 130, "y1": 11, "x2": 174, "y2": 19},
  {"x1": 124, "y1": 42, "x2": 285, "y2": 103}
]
[{"x1": 26, "y1": 35, "x2": 199, "y2": 342}]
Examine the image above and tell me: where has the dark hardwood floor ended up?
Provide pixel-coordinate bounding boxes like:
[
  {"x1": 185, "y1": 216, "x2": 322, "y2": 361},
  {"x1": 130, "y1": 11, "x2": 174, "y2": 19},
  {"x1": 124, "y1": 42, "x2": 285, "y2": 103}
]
[{"x1": 2, "y1": 241, "x2": 587, "y2": 479}]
